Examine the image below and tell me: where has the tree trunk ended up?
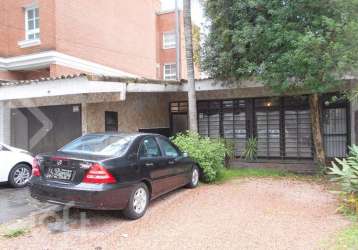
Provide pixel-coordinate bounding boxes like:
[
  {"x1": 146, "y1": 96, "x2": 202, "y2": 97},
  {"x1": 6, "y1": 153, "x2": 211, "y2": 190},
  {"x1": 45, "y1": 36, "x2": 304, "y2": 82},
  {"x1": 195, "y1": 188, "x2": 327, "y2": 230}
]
[
  {"x1": 183, "y1": 0, "x2": 198, "y2": 132},
  {"x1": 309, "y1": 93, "x2": 326, "y2": 165}
]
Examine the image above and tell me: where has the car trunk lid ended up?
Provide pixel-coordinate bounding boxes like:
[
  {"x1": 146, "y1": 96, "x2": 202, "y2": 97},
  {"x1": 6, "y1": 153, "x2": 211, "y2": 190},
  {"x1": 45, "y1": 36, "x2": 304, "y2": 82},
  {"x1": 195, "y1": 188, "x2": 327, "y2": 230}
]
[{"x1": 38, "y1": 152, "x2": 110, "y2": 185}]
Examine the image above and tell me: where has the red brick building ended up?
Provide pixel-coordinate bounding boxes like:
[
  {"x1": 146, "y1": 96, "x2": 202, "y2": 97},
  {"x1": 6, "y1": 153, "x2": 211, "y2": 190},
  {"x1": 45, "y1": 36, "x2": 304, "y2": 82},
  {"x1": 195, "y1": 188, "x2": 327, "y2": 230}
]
[{"x1": 0, "y1": 0, "x2": 195, "y2": 81}]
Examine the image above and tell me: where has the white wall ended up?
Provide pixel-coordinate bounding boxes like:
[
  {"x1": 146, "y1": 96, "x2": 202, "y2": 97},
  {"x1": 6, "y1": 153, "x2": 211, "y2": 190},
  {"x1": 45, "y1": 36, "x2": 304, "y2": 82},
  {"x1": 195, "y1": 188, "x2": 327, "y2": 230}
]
[{"x1": 0, "y1": 101, "x2": 10, "y2": 144}]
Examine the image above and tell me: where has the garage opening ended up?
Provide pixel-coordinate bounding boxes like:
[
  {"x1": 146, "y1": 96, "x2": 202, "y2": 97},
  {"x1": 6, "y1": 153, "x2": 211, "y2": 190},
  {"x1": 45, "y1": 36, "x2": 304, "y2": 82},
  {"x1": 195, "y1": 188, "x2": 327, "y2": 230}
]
[{"x1": 11, "y1": 104, "x2": 82, "y2": 154}]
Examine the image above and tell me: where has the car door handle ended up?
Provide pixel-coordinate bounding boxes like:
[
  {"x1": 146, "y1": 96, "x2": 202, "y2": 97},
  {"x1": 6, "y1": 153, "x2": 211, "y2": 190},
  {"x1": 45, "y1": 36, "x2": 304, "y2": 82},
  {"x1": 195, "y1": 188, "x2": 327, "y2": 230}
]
[
  {"x1": 168, "y1": 160, "x2": 175, "y2": 165},
  {"x1": 145, "y1": 162, "x2": 154, "y2": 167}
]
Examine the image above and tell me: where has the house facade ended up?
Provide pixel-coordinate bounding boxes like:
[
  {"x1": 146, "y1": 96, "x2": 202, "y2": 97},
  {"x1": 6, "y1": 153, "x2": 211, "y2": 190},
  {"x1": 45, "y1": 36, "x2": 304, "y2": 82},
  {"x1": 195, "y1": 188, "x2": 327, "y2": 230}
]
[
  {"x1": 0, "y1": 0, "x2": 194, "y2": 81},
  {"x1": 0, "y1": 75, "x2": 356, "y2": 171},
  {"x1": 0, "y1": 1, "x2": 356, "y2": 171}
]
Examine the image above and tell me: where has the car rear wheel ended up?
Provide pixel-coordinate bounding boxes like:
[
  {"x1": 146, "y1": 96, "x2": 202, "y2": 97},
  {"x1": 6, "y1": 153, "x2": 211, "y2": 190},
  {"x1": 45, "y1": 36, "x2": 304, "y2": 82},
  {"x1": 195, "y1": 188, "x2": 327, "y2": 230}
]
[
  {"x1": 9, "y1": 163, "x2": 31, "y2": 188},
  {"x1": 122, "y1": 183, "x2": 149, "y2": 220},
  {"x1": 186, "y1": 165, "x2": 200, "y2": 188}
]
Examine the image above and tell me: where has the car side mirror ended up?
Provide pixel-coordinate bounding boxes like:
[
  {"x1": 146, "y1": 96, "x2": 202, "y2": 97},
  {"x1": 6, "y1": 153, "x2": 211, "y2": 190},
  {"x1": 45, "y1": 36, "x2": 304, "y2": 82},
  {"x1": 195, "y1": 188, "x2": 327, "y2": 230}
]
[{"x1": 183, "y1": 152, "x2": 188, "y2": 158}]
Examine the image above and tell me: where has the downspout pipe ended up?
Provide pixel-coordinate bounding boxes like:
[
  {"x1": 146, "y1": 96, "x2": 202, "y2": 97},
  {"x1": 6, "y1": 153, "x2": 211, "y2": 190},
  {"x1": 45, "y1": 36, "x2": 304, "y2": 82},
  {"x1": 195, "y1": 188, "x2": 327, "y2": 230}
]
[{"x1": 175, "y1": 0, "x2": 181, "y2": 80}]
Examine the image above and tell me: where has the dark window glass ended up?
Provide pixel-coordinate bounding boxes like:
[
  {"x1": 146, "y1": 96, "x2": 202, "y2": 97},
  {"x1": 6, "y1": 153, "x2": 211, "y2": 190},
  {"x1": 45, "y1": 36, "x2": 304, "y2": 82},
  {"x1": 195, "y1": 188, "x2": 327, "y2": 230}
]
[
  {"x1": 197, "y1": 101, "x2": 209, "y2": 111},
  {"x1": 139, "y1": 137, "x2": 161, "y2": 158},
  {"x1": 105, "y1": 111, "x2": 118, "y2": 132},
  {"x1": 157, "y1": 137, "x2": 179, "y2": 158}
]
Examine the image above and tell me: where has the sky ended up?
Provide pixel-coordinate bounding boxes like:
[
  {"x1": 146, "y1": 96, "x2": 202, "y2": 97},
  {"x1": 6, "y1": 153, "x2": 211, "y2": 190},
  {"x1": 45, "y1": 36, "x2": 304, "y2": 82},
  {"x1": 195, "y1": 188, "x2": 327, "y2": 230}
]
[{"x1": 160, "y1": 0, "x2": 205, "y2": 26}]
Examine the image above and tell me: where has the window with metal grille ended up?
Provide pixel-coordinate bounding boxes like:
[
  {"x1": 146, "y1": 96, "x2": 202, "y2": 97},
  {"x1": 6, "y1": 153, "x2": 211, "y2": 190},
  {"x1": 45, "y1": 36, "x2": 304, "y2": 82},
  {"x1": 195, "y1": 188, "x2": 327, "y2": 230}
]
[
  {"x1": 254, "y1": 98, "x2": 280, "y2": 157},
  {"x1": 323, "y1": 108, "x2": 348, "y2": 157},
  {"x1": 198, "y1": 100, "x2": 247, "y2": 156},
  {"x1": 322, "y1": 94, "x2": 349, "y2": 158},
  {"x1": 105, "y1": 111, "x2": 118, "y2": 132},
  {"x1": 283, "y1": 96, "x2": 313, "y2": 158},
  {"x1": 222, "y1": 100, "x2": 247, "y2": 156},
  {"x1": 198, "y1": 101, "x2": 221, "y2": 138},
  {"x1": 284, "y1": 110, "x2": 312, "y2": 158},
  {"x1": 255, "y1": 110, "x2": 281, "y2": 157},
  {"x1": 169, "y1": 94, "x2": 349, "y2": 160}
]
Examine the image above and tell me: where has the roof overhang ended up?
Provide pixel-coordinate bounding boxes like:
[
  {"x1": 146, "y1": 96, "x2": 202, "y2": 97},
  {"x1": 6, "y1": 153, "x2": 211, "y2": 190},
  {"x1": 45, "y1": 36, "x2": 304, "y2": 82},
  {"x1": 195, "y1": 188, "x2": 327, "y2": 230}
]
[
  {"x1": 0, "y1": 75, "x2": 257, "y2": 102},
  {"x1": 0, "y1": 51, "x2": 137, "y2": 77},
  {"x1": 0, "y1": 76, "x2": 127, "y2": 101}
]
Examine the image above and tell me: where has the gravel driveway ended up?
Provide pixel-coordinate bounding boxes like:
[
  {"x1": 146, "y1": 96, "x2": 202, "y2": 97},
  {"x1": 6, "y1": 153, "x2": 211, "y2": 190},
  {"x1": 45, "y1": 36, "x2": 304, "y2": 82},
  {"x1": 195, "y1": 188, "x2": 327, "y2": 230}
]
[{"x1": 0, "y1": 178, "x2": 350, "y2": 250}]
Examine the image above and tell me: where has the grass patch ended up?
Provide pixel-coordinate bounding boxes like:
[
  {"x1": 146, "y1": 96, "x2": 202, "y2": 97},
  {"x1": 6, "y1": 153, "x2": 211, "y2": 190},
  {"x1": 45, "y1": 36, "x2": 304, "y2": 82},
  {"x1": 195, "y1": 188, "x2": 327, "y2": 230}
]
[
  {"x1": 2, "y1": 228, "x2": 28, "y2": 239},
  {"x1": 331, "y1": 224, "x2": 358, "y2": 250},
  {"x1": 216, "y1": 167, "x2": 295, "y2": 183}
]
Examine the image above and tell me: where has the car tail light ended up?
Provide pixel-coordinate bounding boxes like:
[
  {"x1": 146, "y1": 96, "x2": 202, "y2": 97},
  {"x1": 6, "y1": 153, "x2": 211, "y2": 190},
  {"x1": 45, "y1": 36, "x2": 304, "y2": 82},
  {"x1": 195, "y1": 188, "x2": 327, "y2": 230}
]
[
  {"x1": 32, "y1": 158, "x2": 41, "y2": 177},
  {"x1": 82, "y1": 163, "x2": 116, "y2": 184}
]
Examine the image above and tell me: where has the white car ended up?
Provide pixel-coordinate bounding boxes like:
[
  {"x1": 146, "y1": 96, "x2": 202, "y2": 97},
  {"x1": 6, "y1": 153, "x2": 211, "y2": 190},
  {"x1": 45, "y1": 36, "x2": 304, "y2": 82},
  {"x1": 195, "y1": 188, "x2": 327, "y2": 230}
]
[{"x1": 0, "y1": 143, "x2": 34, "y2": 188}]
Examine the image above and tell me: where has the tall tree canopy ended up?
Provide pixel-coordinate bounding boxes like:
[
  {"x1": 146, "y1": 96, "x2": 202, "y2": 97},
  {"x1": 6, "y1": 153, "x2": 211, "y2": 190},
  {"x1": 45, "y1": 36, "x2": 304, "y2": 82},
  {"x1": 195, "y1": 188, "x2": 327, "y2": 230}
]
[
  {"x1": 202, "y1": 0, "x2": 358, "y2": 164},
  {"x1": 203, "y1": 0, "x2": 358, "y2": 90}
]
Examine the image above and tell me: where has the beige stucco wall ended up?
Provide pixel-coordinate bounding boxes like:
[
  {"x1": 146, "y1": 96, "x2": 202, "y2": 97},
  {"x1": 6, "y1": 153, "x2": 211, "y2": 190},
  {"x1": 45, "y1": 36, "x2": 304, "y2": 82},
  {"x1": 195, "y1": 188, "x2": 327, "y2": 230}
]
[{"x1": 86, "y1": 93, "x2": 170, "y2": 133}]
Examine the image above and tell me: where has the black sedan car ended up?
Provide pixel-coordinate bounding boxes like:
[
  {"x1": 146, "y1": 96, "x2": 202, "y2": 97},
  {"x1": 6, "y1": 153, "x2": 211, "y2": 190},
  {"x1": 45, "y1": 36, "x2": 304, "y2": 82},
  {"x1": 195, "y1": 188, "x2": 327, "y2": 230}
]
[{"x1": 29, "y1": 133, "x2": 200, "y2": 219}]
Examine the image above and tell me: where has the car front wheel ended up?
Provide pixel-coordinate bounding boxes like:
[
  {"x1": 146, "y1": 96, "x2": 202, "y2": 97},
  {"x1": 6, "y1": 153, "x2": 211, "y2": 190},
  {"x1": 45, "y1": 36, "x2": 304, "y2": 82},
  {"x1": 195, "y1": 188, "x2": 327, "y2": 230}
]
[
  {"x1": 122, "y1": 183, "x2": 149, "y2": 220},
  {"x1": 9, "y1": 163, "x2": 32, "y2": 188}
]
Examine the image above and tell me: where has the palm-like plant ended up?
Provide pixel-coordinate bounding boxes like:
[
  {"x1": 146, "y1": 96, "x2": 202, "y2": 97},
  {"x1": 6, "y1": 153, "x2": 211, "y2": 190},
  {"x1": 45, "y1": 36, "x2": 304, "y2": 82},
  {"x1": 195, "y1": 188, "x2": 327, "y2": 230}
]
[
  {"x1": 329, "y1": 145, "x2": 358, "y2": 194},
  {"x1": 241, "y1": 137, "x2": 258, "y2": 161}
]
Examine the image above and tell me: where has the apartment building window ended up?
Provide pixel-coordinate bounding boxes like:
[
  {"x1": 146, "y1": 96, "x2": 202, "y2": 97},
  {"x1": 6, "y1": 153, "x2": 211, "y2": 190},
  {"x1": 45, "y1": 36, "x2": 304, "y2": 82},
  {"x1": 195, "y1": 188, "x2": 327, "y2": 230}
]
[
  {"x1": 163, "y1": 32, "x2": 176, "y2": 49},
  {"x1": 25, "y1": 6, "x2": 40, "y2": 40},
  {"x1": 163, "y1": 64, "x2": 177, "y2": 80}
]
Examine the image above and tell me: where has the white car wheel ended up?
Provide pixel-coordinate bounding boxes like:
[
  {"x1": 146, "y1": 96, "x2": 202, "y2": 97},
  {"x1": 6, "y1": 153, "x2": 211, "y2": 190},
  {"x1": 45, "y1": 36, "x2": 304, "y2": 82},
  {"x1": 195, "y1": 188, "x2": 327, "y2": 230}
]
[{"x1": 9, "y1": 164, "x2": 32, "y2": 188}]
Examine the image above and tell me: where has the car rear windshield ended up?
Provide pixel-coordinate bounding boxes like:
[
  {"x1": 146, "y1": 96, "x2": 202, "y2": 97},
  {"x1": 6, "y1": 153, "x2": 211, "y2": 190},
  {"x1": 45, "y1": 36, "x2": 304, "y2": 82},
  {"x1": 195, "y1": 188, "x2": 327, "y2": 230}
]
[{"x1": 60, "y1": 134, "x2": 134, "y2": 156}]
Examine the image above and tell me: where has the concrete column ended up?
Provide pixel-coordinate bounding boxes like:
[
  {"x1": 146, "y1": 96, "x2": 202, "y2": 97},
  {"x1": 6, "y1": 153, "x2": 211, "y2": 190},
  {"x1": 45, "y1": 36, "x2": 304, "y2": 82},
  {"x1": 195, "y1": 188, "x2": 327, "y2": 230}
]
[
  {"x1": 81, "y1": 102, "x2": 88, "y2": 135},
  {"x1": 0, "y1": 101, "x2": 11, "y2": 145}
]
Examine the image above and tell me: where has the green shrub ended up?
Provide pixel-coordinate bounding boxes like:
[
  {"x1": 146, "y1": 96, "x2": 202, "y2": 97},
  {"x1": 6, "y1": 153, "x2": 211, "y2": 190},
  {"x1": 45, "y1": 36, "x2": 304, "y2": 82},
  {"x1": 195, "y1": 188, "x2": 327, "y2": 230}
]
[
  {"x1": 241, "y1": 137, "x2": 258, "y2": 160},
  {"x1": 171, "y1": 132, "x2": 230, "y2": 183}
]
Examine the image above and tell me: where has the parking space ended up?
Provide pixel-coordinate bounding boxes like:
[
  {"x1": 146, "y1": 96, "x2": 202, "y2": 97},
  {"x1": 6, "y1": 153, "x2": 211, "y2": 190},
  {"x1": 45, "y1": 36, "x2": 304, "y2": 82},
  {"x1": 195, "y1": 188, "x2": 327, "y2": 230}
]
[
  {"x1": 0, "y1": 179, "x2": 351, "y2": 249},
  {"x1": 0, "y1": 185, "x2": 50, "y2": 224}
]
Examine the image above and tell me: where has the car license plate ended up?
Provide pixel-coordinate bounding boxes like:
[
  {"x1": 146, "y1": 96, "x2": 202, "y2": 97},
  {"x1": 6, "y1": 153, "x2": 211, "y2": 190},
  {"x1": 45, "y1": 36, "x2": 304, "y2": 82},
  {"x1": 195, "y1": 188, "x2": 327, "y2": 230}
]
[{"x1": 45, "y1": 168, "x2": 73, "y2": 181}]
